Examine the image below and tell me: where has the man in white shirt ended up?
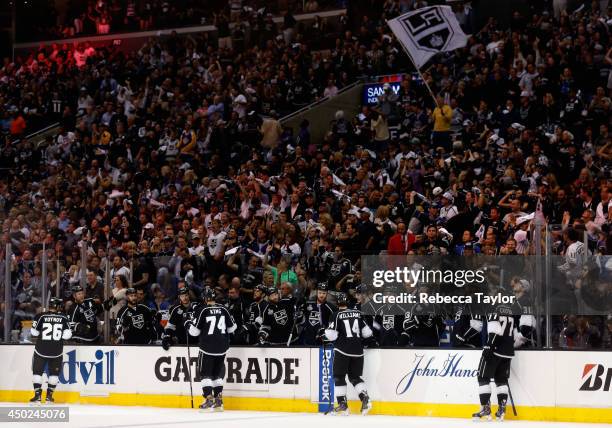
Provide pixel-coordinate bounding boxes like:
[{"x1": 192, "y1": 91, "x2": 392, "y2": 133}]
[
  {"x1": 594, "y1": 186, "x2": 610, "y2": 227},
  {"x1": 207, "y1": 220, "x2": 227, "y2": 259},
  {"x1": 110, "y1": 256, "x2": 130, "y2": 281},
  {"x1": 439, "y1": 192, "x2": 458, "y2": 222}
]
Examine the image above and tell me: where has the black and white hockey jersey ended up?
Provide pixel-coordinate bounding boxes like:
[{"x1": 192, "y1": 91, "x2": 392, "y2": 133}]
[
  {"x1": 401, "y1": 302, "x2": 445, "y2": 347},
  {"x1": 117, "y1": 304, "x2": 156, "y2": 344},
  {"x1": 301, "y1": 300, "x2": 337, "y2": 345},
  {"x1": 70, "y1": 298, "x2": 103, "y2": 342},
  {"x1": 190, "y1": 304, "x2": 237, "y2": 355},
  {"x1": 244, "y1": 299, "x2": 269, "y2": 344},
  {"x1": 513, "y1": 292, "x2": 536, "y2": 348},
  {"x1": 31, "y1": 312, "x2": 72, "y2": 357},
  {"x1": 259, "y1": 298, "x2": 298, "y2": 345},
  {"x1": 225, "y1": 297, "x2": 247, "y2": 328},
  {"x1": 325, "y1": 308, "x2": 372, "y2": 357},
  {"x1": 451, "y1": 304, "x2": 483, "y2": 348},
  {"x1": 324, "y1": 255, "x2": 353, "y2": 290},
  {"x1": 373, "y1": 304, "x2": 404, "y2": 347},
  {"x1": 165, "y1": 301, "x2": 199, "y2": 344}
]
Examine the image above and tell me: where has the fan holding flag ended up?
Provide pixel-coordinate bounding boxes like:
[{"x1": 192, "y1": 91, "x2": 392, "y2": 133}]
[{"x1": 387, "y1": 6, "x2": 468, "y2": 150}]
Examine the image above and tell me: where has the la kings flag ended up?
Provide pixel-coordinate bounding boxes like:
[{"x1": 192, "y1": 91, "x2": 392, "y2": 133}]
[{"x1": 388, "y1": 6, "x2": 468, "y2": 69}]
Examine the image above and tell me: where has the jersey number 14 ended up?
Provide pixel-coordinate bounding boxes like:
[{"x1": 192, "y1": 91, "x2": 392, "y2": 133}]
[{"x1": 343, "y1": 319, "x2": 360, "y2": 338}]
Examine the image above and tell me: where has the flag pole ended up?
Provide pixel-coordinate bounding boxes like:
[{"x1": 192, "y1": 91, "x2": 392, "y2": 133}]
[{"x1": 386, "y1": 18, "x2": 440, "y2": 107}]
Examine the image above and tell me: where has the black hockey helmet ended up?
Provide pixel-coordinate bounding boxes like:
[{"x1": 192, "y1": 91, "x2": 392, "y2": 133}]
[
  {"x1": 336, "y1": 292, "x2": 349, "y2": 307},
  {"x1": 178, "y1": 286, "x2": 190, "y2": 296},
  {"x1": 254, "y1": 284, "x2": 267, "y2": 293},
  {"x1": 316, "y1": 282, "x2": 328, "y2": 291},
  {"x1": 203, "y1": 287, "x2": 216, "y2": 302},
  {"x1": 49, "y1": 297, "x2": 64, "y2": 311},
  {"x1": 126, "y1": 287, "x2": 137, "y2": 295},
  {"x1": 71, "y1": 284, "x2": 84, "y2": 293},
  {"x1": 266, "y1": 286, "x2": 279, "y2": 296}
]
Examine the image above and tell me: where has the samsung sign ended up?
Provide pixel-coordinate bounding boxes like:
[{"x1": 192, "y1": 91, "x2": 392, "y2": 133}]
[{"x1": 363, "y1": 82, "x2": 401, "y2": 106}]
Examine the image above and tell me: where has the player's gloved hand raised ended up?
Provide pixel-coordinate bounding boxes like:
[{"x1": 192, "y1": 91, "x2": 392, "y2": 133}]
[{"x1": 161, "y1": 335, "x2": 173, "y2": 351}]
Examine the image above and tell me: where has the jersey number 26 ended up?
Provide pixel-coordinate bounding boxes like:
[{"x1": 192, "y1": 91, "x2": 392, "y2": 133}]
[{"x1": 42, "y1": 323, "x2": 63, "y2": 341}]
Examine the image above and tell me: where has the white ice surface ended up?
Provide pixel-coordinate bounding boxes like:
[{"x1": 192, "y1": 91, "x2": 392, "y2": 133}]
[{"x1": 0, "y1": 403, "x2": 608, "y2": 428}]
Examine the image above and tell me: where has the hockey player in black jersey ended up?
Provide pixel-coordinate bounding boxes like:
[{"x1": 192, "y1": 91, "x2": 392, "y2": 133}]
[
  {"x1": 69, "y1": 285, "x2": 104, "y2": 343},
  {"x1": 472, "y1": 292, "x2": 530, "y2": 421},
  {"x1": 258, "y1": 286, "x2": 298, "y2": 346},
  {"x1": 354, "y1": 285, "x2": 378, "y2": 348},
  {"x1": 510, "y1": 277, "x2": 536, "y2": 349},
  {"x1": 301, "y1": 283, "x2": 337, "y2": 345},
  {"x1": 324, "y1": 244, "x2": 353, "y2": 291},
  {"x1": 188, "y1": 288, "x2": 236, "y2": 411},
  {"x1": 400, "y1": 297, "x2": 445, "y2": 347},
  {"x1": 452, "y1": 304, "x2": 483, "y2": 348},
  {"x1": 373, "y1": 296, "x2": 405, "y2": 347},
  {"x1": 243, "y1": 284, "x2": 269, "y2": 344},
  {"x1": 324, "y1": 293, "x2": 373, "y2": 416},
  {"x1": 30, "y1": 298, "x2": 72, "y2": 404},
  {"x1": 162, "y1": 287, "x2": 199, "y2": 350},
  {"x1": 225, "y1": 286, "x2": 247, "y2": 344},
  {"x1": 117, "y1": 288, "x2": 157, "y2": 344}
]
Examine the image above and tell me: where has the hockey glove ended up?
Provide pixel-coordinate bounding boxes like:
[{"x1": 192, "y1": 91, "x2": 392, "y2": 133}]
[
  {"x1": 121, "y1": 316, "x2": 132, "y2": 332},
  {"x1": 398, "y1": 331, "x2": 411, "y2": 347},
  {"x1": 257, "y1": 330, "x2": 269, "y2": 345},
  {"x1": 315, "y1": 328, "x2": 326, "y2": 344},
  {"x1": 72, "y1": 322, "x2": 88, "y2": 336},
  {"x1": 161, "y1": 335, "x2": 173, "y2": 351},
  {"x1": 102, "y1": 297, "x2": 117, "y2": 311},
  {"x1": 513, "y1": 329, "x2": 527, "y2": 349}
]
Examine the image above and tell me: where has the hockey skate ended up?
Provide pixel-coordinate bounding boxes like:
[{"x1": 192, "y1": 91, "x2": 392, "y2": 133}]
[
  {"x1": 472, "y1": 404, "x2": 492, "y2": 421},
  {"x1": 45, "y1": 389, "x2": 55, "y2": 404},
  {"x1": 213, "y1": 395, "x2": 224, "y2": 412},
  {"x1": 495, "y1": 402, "x2": 506, "y2": 421},
  {"x1": 29, "y1": 390, "x2": 42, "y2": 405},
  {"x1": 331, "y1": 401, "x2": 349, "y2": 416},
  {"x1": 199, "y1": 397, "x2": 215, "y2": 412},
  {"x1": 359, "y1": 392, "x2": 372, "y2": 415}
]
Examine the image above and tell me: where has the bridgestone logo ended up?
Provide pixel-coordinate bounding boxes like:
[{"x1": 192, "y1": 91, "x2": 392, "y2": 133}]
[{"x1": 579, "y1": 364, "x2": 611, "y2": 391}]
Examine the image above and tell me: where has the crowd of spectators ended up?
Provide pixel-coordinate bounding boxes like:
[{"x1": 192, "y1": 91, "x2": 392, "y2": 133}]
[
  {"x1": 16, "y1": 0, "x2": 345, "y2": 41},
  {"x1": 1, "y1": 5, "x2": 355, "y2": 139},
  {"x1": 1, "y1": 0, "x2": 611, "y2": 348}
]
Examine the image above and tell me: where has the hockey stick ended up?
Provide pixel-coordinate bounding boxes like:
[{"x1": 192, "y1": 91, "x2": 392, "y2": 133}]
[
  {"x1": 286, "y1": 301, "x2": 298, "y2": 347},
  {"x1": 185, "y1": 333, "x2": 195, "y2": 409},
  {"x1": 507, "y1": 381, "x2": 517, "y2": 416}
]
